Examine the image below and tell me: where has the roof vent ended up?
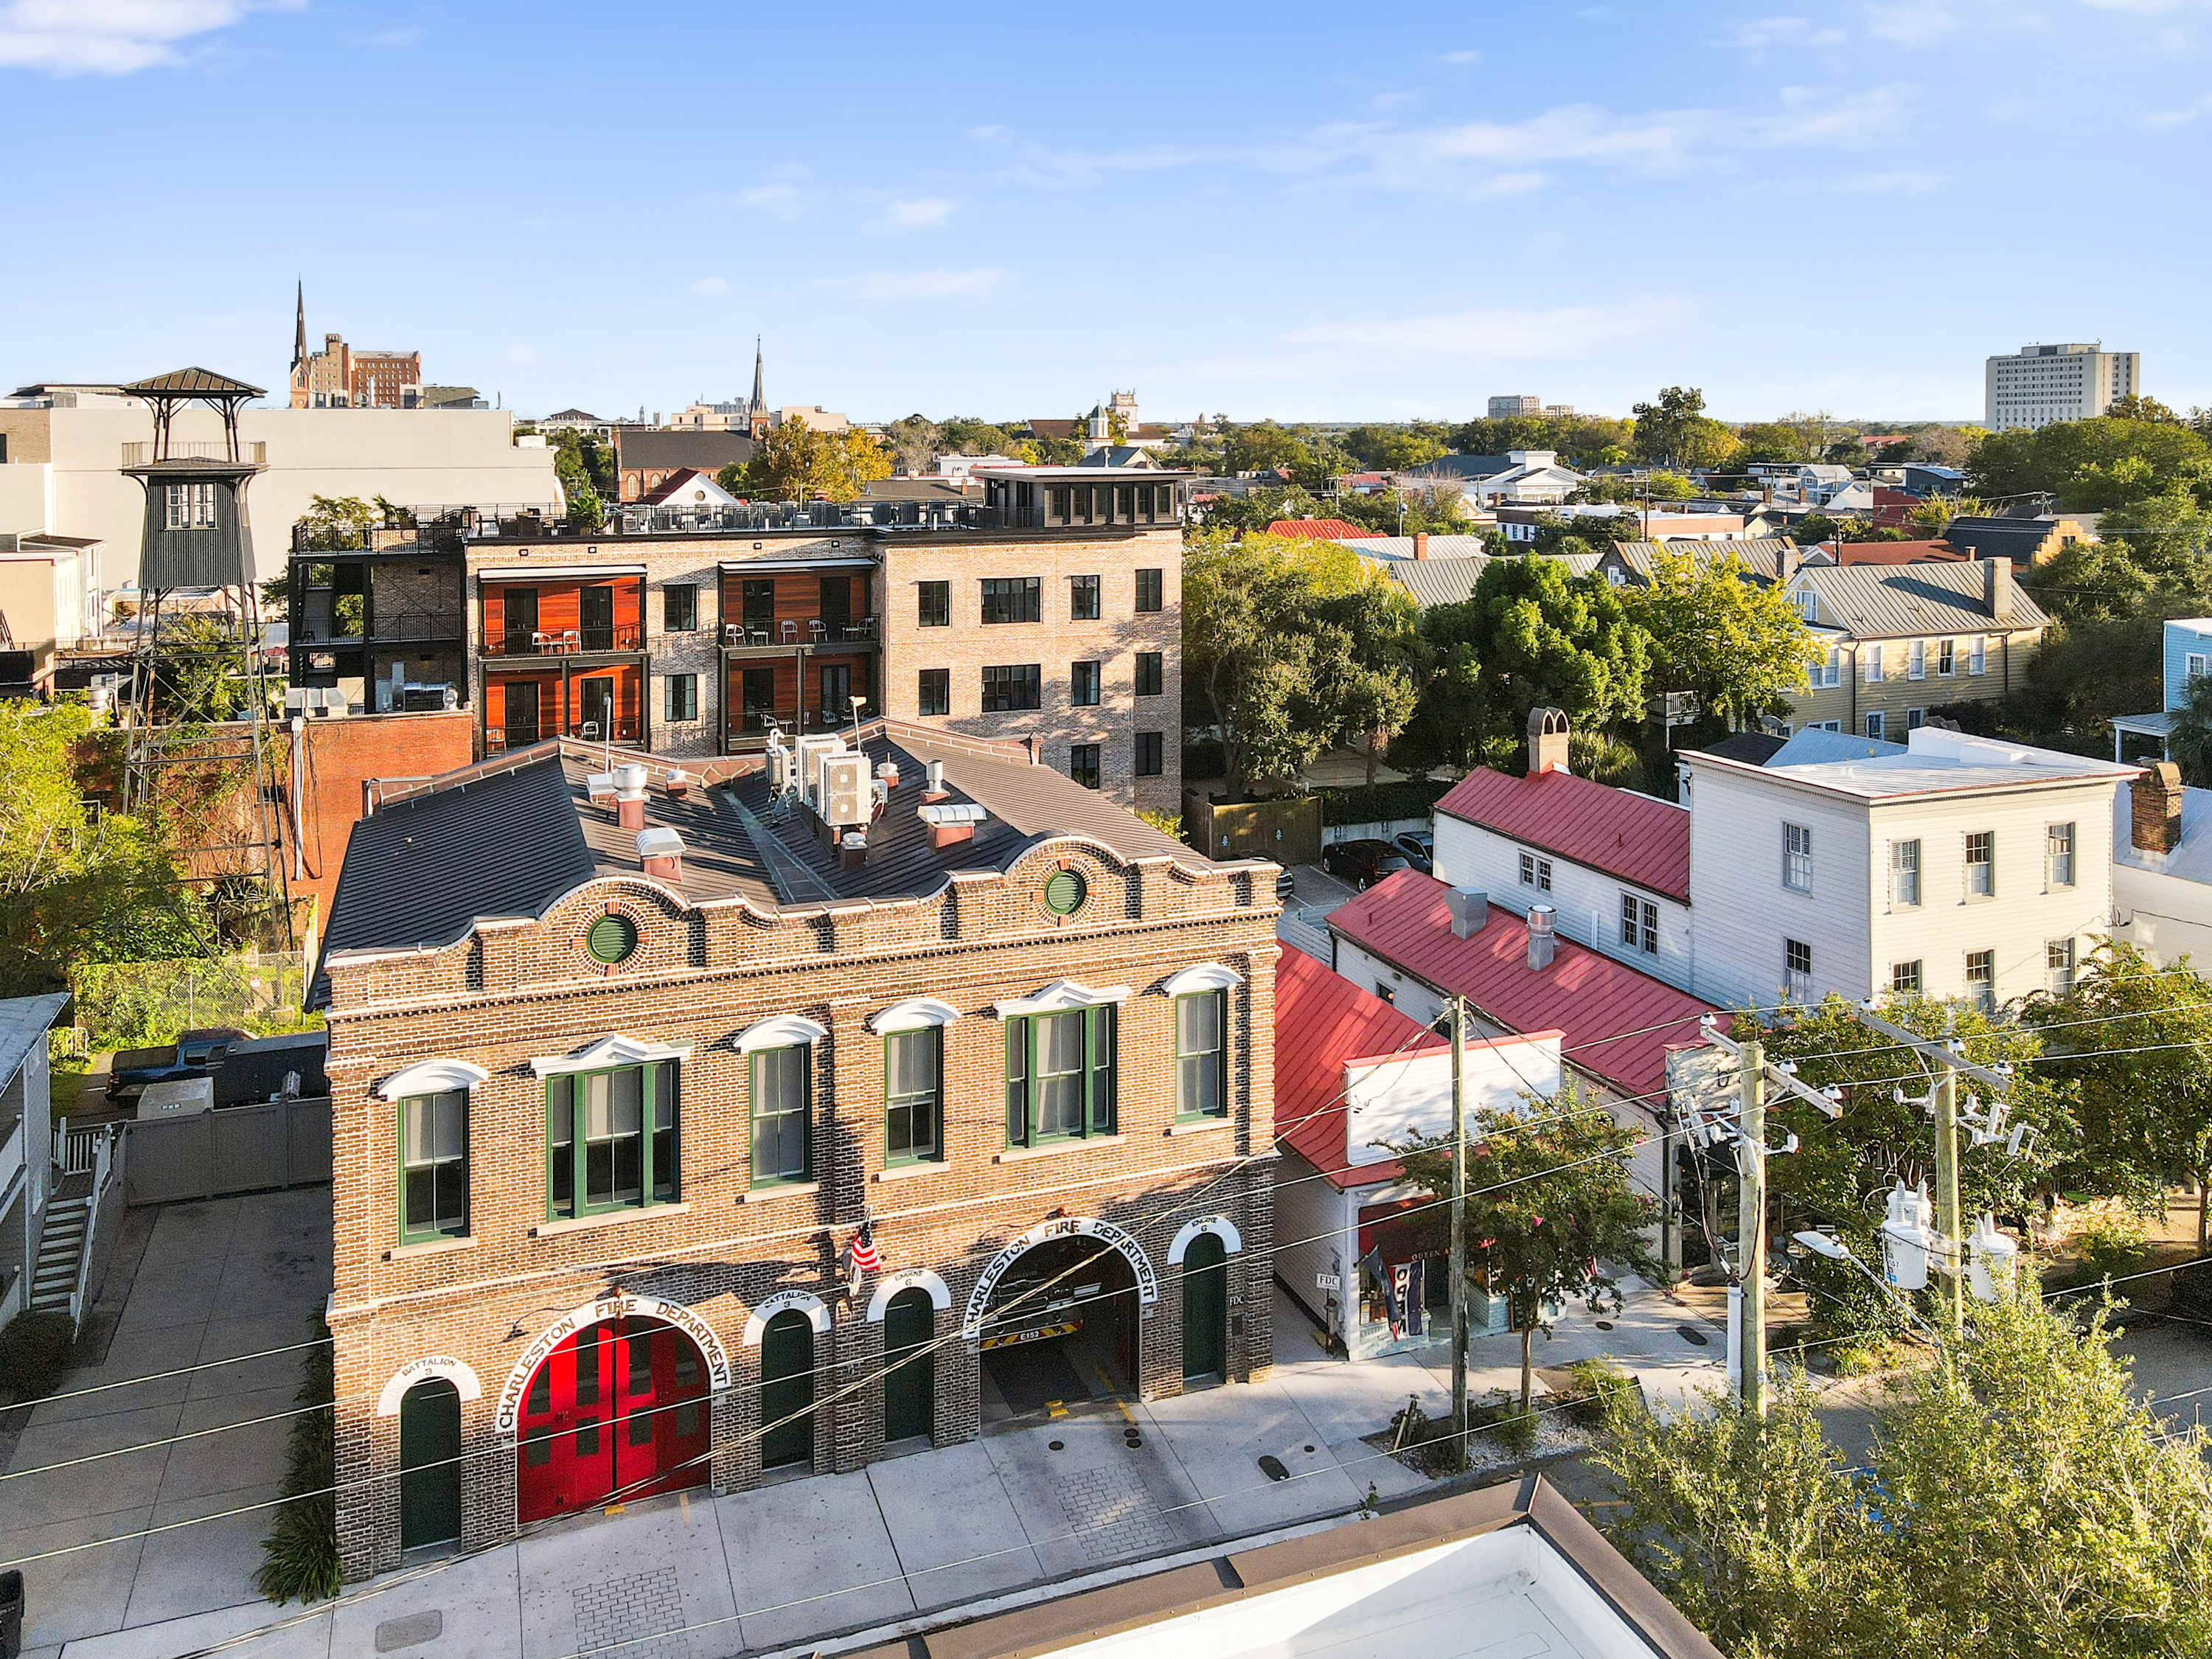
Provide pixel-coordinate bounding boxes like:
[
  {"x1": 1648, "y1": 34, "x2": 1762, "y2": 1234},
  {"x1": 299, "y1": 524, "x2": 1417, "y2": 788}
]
[
  {"x1": 614, "y1": 762, "x2": 649, "y2": 831},
  {"x1": 1526, "y1": 903, "x2": 1557, "y2": 971},
  {"x1": 876, "y1": 759, "x2": 901, "y2": 790},
  {"x1": 920, "y1": 800, "x2": 987, "y2": 849},
  {"x1": 636, "y1": 826, "x2": 685, "y2": 882},
  {"x1": 664, "y1": 768, "x2": 692, "y2": 800},
  {"x1": 840, "y1": 830, "x2": 867, "y2": 870},
  {"x1": 1447, "y1": 887, "x2": 1488, "y2": 939},
  {"x1": 586, "y1": 771, "x2": 617, "y2": 809},
  {"x1": 923, "y1": 759, "x2": 949, "y2": 802}
]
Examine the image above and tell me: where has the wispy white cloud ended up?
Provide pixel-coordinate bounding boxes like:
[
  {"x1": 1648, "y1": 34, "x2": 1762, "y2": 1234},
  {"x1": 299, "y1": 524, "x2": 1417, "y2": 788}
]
[
  {"x1": 689, "y1": 276, "x2": 729, "y2": 296},
  {"x1": 0, "y1": 0, "x2": 299, "y2": 74},
  {"x1": 1725, "y1": 16, "x2": 1848, "y2": 47},
  {"x1": 1287, "y1": 299, "x2": 1680, "y2": 361},
  {"x1": 823, "y1": 268, "x2": 1006, "y2": 301},
  {"x1": 1441, "y1": 49, "x2": 1481, "y2": 63},
  {"x1": 733, "y1": 182, "x2": 804, "y2": 218},
  {"x1": 967, "y1": 124, "x2": 1009, "y2": 142},
  {"x1": 886, "y1": 196, "x2": 956, "y2": 230},
  {"x1": 1759, "y1": 85, "x2": 1907, "y2": 146},
  {"x1": 1840, "y1": 168, "x2": 1945, "y2": 192},
  {"x1": 2146, "y1": 91, "x2": 2212, "y2": 125},
  {"x1": 1863, "y1": 3, "x2": 1957, "y2": 42}
]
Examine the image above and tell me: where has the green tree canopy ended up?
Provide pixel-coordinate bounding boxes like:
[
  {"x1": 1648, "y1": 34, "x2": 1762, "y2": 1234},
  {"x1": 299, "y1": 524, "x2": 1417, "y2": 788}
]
[
  {"x1": 1447, "y1": 413, "x2": 1635, "y2": 467},
  {"x1": 1395, "y1": 1083, "x2": 1658, "y2": 1411},
  {"x1": 1181, "y1": 532, "x2": 1376, "y2": 793},
  {"x1": 2025, "y1": 941, "x2": 2212, "y2": 1239},
  {"x1": 291, "y1": 495, "x2": 374, "y2": 552},
  {"x1": 1306, "y1": 580, "x2": 1425, "y2": 783},
  {"x1": 723, "y1": 419, "x2": 891, "y2": 503},
  {"x1": 1402, "y1": 556, "x2": 1649, "y2": 768},
  {"x1": 1631, "y1": 386, "x2": 1741, "y2": 470},
  {"x1": 1621, "y1": 546, "x2": 1823, "y2": 729},
  {"x1": 1967, "y1": 416, "x2": 2212, "y2": 510},
  {"x1": 1598, "y1": 1285, "x2": 2212, "y2": 1659},
  {"x1": 1340, "y1": 424, "x2": 1450, "y2": 470}
]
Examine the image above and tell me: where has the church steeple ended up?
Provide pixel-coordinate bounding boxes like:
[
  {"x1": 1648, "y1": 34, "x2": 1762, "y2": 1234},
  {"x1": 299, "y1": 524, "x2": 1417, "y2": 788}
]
[
  {"x1": 291, "y1": 281, "x2": 307, "y2": 375},
  {"x1": 749, "y1": 336, "x2": 764, "y2": 414}
]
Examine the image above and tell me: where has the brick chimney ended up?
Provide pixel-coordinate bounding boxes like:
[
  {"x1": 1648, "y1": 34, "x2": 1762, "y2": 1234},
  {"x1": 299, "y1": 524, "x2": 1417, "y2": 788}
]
[
  {"x1": 2134, "y1": 762, "x2": 2184, "y2": 856},
  {"x1": 1528, "y1": 706, "x2": 1570, "y2": 777},
  {"x1": 614, "y1": 762, "x2": 649, "y2": 832},
  {"x1": 1413, "y1": 532, "x2": 1431, "y2": 560},
  {"x1": 1983, "y1": 555, "x2": 2015, "y2": 623}
]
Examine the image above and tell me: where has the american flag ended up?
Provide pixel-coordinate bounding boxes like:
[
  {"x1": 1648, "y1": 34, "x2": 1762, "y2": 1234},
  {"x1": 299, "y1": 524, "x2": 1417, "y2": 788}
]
[{"x1": 849, "y1": 1219, "x2": 882, "y2": 1274}]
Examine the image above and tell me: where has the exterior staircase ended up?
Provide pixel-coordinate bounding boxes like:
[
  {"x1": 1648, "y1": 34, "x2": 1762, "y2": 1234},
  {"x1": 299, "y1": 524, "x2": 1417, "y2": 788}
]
[{"x1": 28, "y1": 1183, "x2": 91, "y2": 1316}]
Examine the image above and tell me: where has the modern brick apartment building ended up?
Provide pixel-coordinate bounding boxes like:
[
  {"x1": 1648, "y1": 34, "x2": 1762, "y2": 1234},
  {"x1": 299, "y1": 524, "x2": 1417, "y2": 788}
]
[
  {"x1": 286, "y1": 461, "x2": 1187, "y2": 813},
  {"x1": 314, "y1": 720, "x2": 1276, "y2": 1574}
]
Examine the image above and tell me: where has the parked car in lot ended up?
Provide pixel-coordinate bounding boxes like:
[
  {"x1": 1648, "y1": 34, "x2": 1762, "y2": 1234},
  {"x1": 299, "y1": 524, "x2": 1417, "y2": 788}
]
[
  {"x1": 1391, "y1": 832, "x2": 1434, "y2": 874},
  {"x1": 1321, "y1": 838, "x2": 1411, "y2": 889}
]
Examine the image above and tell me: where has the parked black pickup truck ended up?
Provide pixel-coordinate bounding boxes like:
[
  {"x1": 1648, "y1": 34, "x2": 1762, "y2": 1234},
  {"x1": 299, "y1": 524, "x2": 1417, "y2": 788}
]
[{"x1": 108, "y1": 1028, "x2": 246, "y2": 1099}]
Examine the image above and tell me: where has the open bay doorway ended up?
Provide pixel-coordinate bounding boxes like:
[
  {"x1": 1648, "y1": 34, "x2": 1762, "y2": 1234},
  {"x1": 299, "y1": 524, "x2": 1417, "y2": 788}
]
[{"x1": 977, "y1": 1233, "x2": 1138, "y2": 1427}]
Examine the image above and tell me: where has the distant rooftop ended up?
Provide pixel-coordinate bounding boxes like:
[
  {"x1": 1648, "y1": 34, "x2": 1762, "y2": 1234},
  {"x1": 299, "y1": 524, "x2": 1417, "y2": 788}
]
[{"x1": 1690, "y1": 725, "x2": 2137, "y2": 802}]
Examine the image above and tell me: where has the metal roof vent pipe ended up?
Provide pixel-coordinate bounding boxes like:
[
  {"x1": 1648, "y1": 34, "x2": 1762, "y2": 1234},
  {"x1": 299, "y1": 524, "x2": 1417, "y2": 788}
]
[
  {"x1": 636, "y1": 826, "x2": 685, "y2": 883},
  {"x1": 664, "y1": 767, "x2": 692, "y2": 801},
  {"x1": 1526, "y1": 903, "x2": 1557, "y2": 971},
  {"x1": 1447, "y1": 887, "x2": 1488, "y2": 939},
  {"x1": 923, "y1": 759, "x2": 950, "y2": 803},
  {"x1": 614, "y1": 762, "x2": 650, "y2": 832},
  {"x1": 839, "y1": 830, "x2": 868, "y2": 870}
]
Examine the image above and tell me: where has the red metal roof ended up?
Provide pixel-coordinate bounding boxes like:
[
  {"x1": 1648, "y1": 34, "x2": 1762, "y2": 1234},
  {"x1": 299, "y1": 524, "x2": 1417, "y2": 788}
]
[
  {"x1": 1831, "y1": 539, "x2": 1969, "y2": 566},
  {"x1": 1265, "y1": 518, "x2": 1371, "y2": 542},
  {"x1": 1435, "y1": 767, "x2": 1691, "y2": 903},
  {"x1": 1275, "y1": 947, "x2": 1447, "y2": 1188},
  {"x1": 1326, "y1": 870, "x2": 1722, "y2": 1103}
]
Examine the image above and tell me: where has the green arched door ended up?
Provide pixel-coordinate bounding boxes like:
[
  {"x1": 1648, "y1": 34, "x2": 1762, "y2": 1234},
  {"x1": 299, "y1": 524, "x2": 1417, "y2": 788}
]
[
  {"x1": 1181, "y1": 1234, "x2": 1228, "y2": 1383},
  {"x1": 759, "y1": 1310, "x2": 815, "y2": 1470},
  {"x1": 882, "y1": 1288, "x2": 935, "y2": 1443},
  {"x1": 399, "y1": 1377, "x2": 462, "y2": 1548}
]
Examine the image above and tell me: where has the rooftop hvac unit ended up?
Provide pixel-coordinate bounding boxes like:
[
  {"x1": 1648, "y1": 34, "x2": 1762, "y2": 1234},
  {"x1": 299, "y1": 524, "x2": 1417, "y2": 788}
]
[
  {"x1": 819, "y1": 752, "x2": 869, "y2": 827},
  {"x1": 767, "y1": 733, "x2": 796, "y2": 798},
  {"x1": 796, "y1": 733, "x2": 845, "y2": 805}
]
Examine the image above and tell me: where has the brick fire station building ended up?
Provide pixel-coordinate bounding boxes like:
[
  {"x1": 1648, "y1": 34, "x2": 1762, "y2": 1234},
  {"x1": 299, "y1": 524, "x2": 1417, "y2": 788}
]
[{"x1": 314, "y1": 720, "x2": 1278, "y2": 1576}]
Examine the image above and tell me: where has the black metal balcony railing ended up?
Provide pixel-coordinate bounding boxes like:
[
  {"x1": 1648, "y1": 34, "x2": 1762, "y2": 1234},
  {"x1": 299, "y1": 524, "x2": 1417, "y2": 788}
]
[
  {"x1": 720, "y1": 616, "x2": 878, "y2": 648},
  {"x1": 485, "y1": 716, "x2": 641, "y2": 754},
  {"x1": 481, "y1": 623, "x2": 646, "y2": 658}
]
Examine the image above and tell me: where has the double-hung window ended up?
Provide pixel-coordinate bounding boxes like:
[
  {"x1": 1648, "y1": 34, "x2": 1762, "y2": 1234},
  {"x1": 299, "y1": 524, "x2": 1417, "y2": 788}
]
[
  {"x1": 1784, "y1": 939, "x2": 1813, "y2": 1003},
  {"x1": 918, "y1": 580, "x2": 950, "y2": 627},
  {"x1": 884, "y1": 1026, "x2": 942, "y2": 1164},
  {"x1": 1966, "y1": 830, "x2": 1994, "y2": 898},
  {"x1": 1070, "y1": 575, "x2": 1101, "y2": 620},
  {"x1": 1135, "y1": 651, "x2": 1164, "y2": 697},
  {"x1": 1908, "y1": 639, "x2": 1926, "y2": 680},
  {"x1": 1068, "y1": 742, "x2": 1101, "y2": 790},
  {"x1": 1619, "y1": 893, "x2": 1658, "y2": 955},
  {"x1": 664, "y1": 672, "x2": 698, "y2": 723},
  {"x1": 748, "y1": 1045, "x2": 811, "y2": 1186},
  {"x1": 1135, "y1": 731, "x2": 1164, "y2": 776},
  {"x1": 1966, "y1": 949, "x2": 1995, "y2": 1014},
  {"x1": 1005, "y1": 1006, "x2": 1116, "y2": 1146},
  {"x1": 663, "y1": 583, "x2": 698, "y2": 633},
  {"x1": 1891, "y1": 960, "x2": 1923, "y2": 996},
  {"x1": 1938, "y1": 638, "x2": 1955, "y2": 677},
  {"x1": 1519, "y1": 851, "x2": 1552, "y2": 891},
  {"x1": 2047, "y1": 939, "x2": 2077, "y2": 998},
  {"x1": 1071, "y1": 660, "x2": 1102, "y2": 707},
  {"x1": 1783, "y1": 824, "x2": 1813, "y2": 894},
  {"x1": 1135, "y1": 568, "x2": 1164, "y2": 613},
  {"x1": 164, "y1": 483, "x2": 218, "y2": 531},
  {"x1": 1891, "y1": 838, "x2": 1921, "y2": 906},
  {"x1": 2047, "y1": 821, "x2": 2076, "y2": 888},
  {"x1": 399, "y1": 1089, "x2": 469, "y2": 1242},
  {"x1": 1969, "y1": 636, "x2": 1987, "y2": 675},
  {"x1": 1175, "y1": 991, "x2": 1227, "y2": 1119},
  {"x1": 546, "y1": 1060, "x2": 678, "y2": 1219},
  {"x1": 1864, "y1": 644, "x2": 1885, "y2": 683},
  {"x1": 918, "y1": 667, "x2": 950, "y2": 717}
]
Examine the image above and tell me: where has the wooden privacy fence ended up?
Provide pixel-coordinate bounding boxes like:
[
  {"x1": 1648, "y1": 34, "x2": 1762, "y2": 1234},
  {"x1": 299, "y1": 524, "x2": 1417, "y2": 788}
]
[
  {"x1": 120, "y1": 1096, "x2": 333, "y2": 1206},
  {"x1": 1181, "y1": 790, "x2": 1322, "y2": 866}
]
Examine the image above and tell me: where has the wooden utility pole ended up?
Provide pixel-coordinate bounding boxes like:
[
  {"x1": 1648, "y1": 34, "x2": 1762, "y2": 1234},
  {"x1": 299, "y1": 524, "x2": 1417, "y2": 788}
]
[
  {"x1": 1737, "y1": 1037, "x2": 1768, "y2": 1419},
  {"x1": 1449, "y1": 994, "x2": 1470, "y2": 1467}
]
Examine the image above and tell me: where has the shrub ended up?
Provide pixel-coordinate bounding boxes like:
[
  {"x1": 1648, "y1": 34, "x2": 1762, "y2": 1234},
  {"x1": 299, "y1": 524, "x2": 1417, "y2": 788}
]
[
  {"x1": 1570, "y1": 729, "x2": 1650, "y2": 793},
  {"x1": 256, "y1": 1326, "x2": 339, "y2": 1604},
  {"x1": 1562, "y1": 1358, "x2": 1637, "y2": 1427},
  {"x1": 0, "y1": 1310, "x2": 75, "y2": 1402},
  {"x1": 1491, "y1": 1401, "x2": 1541, "y2": 1458},
  {"x1": 1318, "y1": 777, "x2": 1451, "y2": 827},
  {"x1": 2076, "y1": 1211, "x2": 2148, "y2": 1281}
]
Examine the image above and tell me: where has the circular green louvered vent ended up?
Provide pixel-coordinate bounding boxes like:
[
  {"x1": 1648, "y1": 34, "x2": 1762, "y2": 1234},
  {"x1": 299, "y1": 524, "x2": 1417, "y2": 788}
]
[
  {"x1": 1043, "y1": 870, "x2": 1087, "y2": 916},
  {"x1": 585, "y1": 914, "x2": 638, "y2": 964}
]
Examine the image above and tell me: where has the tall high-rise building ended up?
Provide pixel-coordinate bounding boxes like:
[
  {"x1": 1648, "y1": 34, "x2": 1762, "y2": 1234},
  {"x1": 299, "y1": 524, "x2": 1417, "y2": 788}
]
[
  {"x1": 1984, "y1": 343, "x2": 2140, "y2": 431},
  {"x1": 1487, "y1": 394, "x2": 1543, "y2": 419}
]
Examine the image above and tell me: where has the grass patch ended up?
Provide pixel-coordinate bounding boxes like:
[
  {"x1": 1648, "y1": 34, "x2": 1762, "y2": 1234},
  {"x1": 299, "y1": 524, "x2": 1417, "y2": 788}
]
[{"x1": 255, "y1": 1325, "x2": 338, "y2": 1604}]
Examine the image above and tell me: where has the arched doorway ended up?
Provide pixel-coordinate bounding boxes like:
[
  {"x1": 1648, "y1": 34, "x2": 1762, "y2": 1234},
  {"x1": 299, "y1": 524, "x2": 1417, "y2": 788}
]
[
  {"x1": 399, "y1": 1377, "x2": 461, "y2": 1549},
  {"x1": 759, "y1": 1310, "x2": 815, "y2": 1470},
  {"x1": 1180, "y1": 1233, "x2": 1228, "y2": 1384},
  {"x1": 978, "y1": 1233, "x2": 1139, "y2": 1424},
  {"x1": 515, "y1": 1315, "x2": 710, "y2": 1523},
  {"x1": 883, "y1": 1287, "x2": 935, "y2": 1444}
]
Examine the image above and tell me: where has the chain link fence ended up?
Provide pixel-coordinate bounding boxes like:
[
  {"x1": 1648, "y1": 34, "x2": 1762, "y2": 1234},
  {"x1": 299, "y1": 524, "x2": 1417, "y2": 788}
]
[{"x1": 68, "y1": 954, "x2": 319, "y2": 1051}]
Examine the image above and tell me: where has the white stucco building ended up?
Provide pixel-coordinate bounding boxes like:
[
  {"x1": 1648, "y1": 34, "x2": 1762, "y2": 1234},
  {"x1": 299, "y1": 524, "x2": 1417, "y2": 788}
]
[{"x1": 0, "y1": 383, "x2": 563, "y2": 586}]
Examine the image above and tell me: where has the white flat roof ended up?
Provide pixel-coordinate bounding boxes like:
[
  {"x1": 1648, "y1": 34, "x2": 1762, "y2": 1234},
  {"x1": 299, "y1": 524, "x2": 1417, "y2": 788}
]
[{"x1": 1692, "y1": 726, "x2": 2136, "y2": 801}]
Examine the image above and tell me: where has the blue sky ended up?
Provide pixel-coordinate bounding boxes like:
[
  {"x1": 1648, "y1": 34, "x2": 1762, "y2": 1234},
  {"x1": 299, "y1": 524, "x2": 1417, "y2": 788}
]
[{"x1": 7, "y1": 0, "x2": 2211, "y2": 423}]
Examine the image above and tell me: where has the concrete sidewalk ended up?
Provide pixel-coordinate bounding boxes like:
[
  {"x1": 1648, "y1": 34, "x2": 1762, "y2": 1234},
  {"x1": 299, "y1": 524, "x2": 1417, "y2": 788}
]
[{"x1": 29, "y1": 1281, "x2": 1725, "y2": 1659}]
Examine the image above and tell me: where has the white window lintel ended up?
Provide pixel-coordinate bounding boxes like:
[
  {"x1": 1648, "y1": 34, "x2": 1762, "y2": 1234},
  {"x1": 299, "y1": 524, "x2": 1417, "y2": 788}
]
[
  {"x1": 992, "y1": 978, "x2": 1132, "y2": 1018},
  {"x1": 734, "y1": 1015, "x2": 830, "y2": 1054},
  {"x1": 868, "y1": 998, "x2": 961, "y2": 1036},
  {"x1": 375, "y1": 1059, "x2": 489, "y2": 1101},
  {"x1": 1160, "y1": 963, "x2": 1242, "y2": 999},
  {"x1": 529, "y1": 1034, "x2": 694, "y2": 1079}
]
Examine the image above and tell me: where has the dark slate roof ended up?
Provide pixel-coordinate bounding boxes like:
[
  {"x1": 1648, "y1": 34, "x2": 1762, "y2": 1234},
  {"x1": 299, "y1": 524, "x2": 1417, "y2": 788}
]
[
  {"x1": 1405, "y1": 454, "x2": 1517, "y2": 482},
  {"x1": 121, "y1": 367, "x2": 265, "y2": 398},
  {"x1": 319, "y1": 754, "x2": 595, "y2": 964},
  {"x1": 1694, "y1": 731, "x2": 1787, "y2": 766},
  {"x1": 614, "y1": 429, "x2": 757, "y2": 470},
  {"x1": 317, "y1": 725, "x2": 1214, "y2": 994},
  {"x1": 1943, "y1": 516, "x2": 2061, "y2": 560}
]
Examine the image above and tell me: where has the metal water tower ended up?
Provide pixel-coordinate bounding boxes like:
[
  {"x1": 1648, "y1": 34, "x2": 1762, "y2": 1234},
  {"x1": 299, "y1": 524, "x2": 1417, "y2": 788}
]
[{"x1": 116, "y1": 368, "x2": 293, "y2": 949}]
